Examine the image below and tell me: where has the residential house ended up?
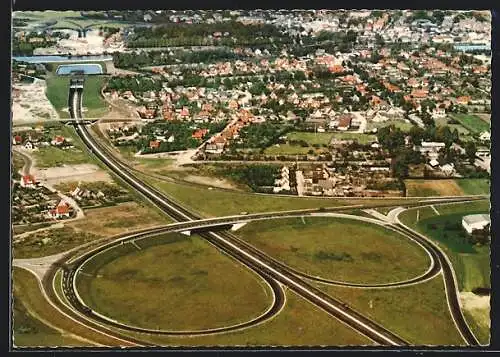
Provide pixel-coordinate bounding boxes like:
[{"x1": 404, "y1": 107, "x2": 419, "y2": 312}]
[{"x1": 20, "y1": 175, "x2": 36, "y2": 188}]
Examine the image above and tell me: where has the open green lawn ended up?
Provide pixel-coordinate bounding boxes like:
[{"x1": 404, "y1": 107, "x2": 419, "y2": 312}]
[
  {"x1": 287, "y1": 132, "x2": 334, "y2": 145},
  {"x1": 33, "y1": 146, "x2": 90, "y2": 168},
  {"x1": 455, "y1": 179, "x2": 490, "y2": 195},
  {"x1": 319, "y1": 276, "x2": 464, "y2": 345},
  {"x1": 12, "y1": 268, "x2": 101, "y2": 347},
  {"x1": 331, "y1": 132, "x2": 377, "y2": 144},
  {"x1": 367, "y1": 120, "x2": 414, "y2": 132},
  {"x1": 76, "y1": 233, "x2": 273, "y2": 331},
  {"x1": 46, "y1": 75, "x2": 108, "y2": 118},
  {"x1": 236, "y1": 217, "x2": 430, "y2": 285},
  {"x1": 399, "y1": 200, "x2": 490, "y2": 292},
  {"x1": 450, "y1": 114, "x2": 490, "y2": 134}
]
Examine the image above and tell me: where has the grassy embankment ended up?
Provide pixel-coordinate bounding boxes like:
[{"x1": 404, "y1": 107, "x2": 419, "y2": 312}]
[{"x1": 45, "y1": 73, "x2": 109, "y2": 119}]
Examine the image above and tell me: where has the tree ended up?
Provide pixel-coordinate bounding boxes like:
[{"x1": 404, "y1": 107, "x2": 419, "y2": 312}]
[{"x1": 465, "y1": 141, "x2": 477, "y2": 163}]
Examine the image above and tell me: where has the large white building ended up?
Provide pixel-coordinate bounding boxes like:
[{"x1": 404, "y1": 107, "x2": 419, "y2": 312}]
[{"x1": 462, "y1": 214, "x2": 490, "y2": 234}]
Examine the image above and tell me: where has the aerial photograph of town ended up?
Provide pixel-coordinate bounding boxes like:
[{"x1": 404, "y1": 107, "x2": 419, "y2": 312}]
[{"x1": 10, "y1": 9, "x2": 491, "y2": 348}]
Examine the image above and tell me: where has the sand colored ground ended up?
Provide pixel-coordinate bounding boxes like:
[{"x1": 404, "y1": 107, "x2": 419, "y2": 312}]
[
  {"x1": 405, "y1": 179, "x2": 464, "y2": 197},
  {"x1": 32, "y1": 163, "x2": 113, "y2": 186},
  {"x1": 12, "y1": 80, "x2": 59, "y2": 124}
]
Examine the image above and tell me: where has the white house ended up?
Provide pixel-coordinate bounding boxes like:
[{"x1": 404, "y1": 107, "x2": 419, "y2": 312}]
[
  {"x1": 479, "y1": 131, "x2": 491, "y2": 142},
  {"x1": 462, "y1": 214, "x2": 490, "y2": 234}
]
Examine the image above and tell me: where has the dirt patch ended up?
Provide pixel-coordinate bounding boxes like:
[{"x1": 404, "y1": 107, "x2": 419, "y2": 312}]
[
  {"x1": 183, "y1": 175, "x2": 239, "y2": 190},
  {"x1": 460, "y1": 292, "x2": 490, "y2": 311},
  {"x1": 406, "y1": 180, "x2": 464, "y2": 196},
  {"x1": 67, "y1": 201, "x2": 170, "y2": 237},
  {"x1": 32, "y1": 163, "x2": 113, "y2": 186},
  {"x1": 12, "y1": 81, "x2": 59, "y2": 124}
]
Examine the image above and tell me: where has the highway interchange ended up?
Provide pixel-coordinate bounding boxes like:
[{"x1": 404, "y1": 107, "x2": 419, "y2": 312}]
[{"x1": 14, "y1": 78, "x2": 484, "y2": 347}]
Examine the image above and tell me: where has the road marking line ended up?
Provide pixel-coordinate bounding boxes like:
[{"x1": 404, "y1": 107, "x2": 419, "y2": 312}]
[
  {"x1": 130, "y1": 240, "x2": 141, "y2": 250},
  {"x1": 430, "y1": 205, "x2": 440, "y2": 216}
]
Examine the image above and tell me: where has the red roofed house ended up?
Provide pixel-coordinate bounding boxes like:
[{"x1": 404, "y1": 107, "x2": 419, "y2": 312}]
[
  {"x1": 337, "y1": 114, "x2": 353, "y2": 131},
  {"x1": 20, "y1": 175, "x2": 36, "y2": 188},
  {"x1": 12, "y1": 135, "x2": 22, "y2": 145},
  {"x1": 192, "y1": 128, "x2": 209, "y2": 140},
  {"x1": 149, "y1": 140, "x2": 161, "y2": 150},
  {"x1": 456, "y1": 96, "x2": 471, "y2": 105},
  {"x1": 179, "y1": 106, "x2": 190, "y2": 118},
  {"x1": 49, "y1": 200, "x2": 71, "y2": 219},
  {"x1": 51, "y1": 136, "x2": 65, "y2": 146}
]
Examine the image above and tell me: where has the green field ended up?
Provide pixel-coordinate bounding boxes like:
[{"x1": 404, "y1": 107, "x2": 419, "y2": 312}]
[
  {"x1": 367, "y1": 120, "x2": 414, "y2": 132},
  {"x1": 319, "y1": 276, "x2": 464, "y2": 345},
  {"x1": 31, "y1": 125, "x2": 91, "y2": 167},
  {"x1": 399, "y1": 200, "x2": 490, "y2": 292},
  {"x1": 287, "y1": 132, "x2": 334, "y2": 145},
  {"x1": 76, "y1": 233, "x2": 273, "y2": 331},
  {"x1": 45, "y1": 75, "x2": 109, "y2": 118},
  {"x1": 33, "y1": 146, "x2": 90, "y2": 168},
  {"x1": 236, "y1": 217, "x2": 430, "y2": 284},
  {"x1": 450, "y1": 114, "x2": 490, "y2": 134},
  {"x1": 331, "y1": 132, "x2": 377, "y2": 144},
  {"x1": 455, "y1": 179, "x2": 490, "y2": 195}
]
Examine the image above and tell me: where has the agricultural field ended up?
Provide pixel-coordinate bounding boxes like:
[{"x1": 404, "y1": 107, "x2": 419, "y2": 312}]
[
  {"x1": 450, "y1": 114, "x2": 490, "y2": 134},
  {"x1": 75, "y1": 233, "x2": 274, "y2": 331},
  {"x1": 319, "y1": 276, "x2": 465, "y2": 345},
  {"x1": 455, "y1": 178, "x2": 490, "y2": 195},
  {"x1": 404, "y1": 179, "x2": 489, "y2": 197},
  {"x1": 45, "y1": 75, "x2": 109, "y2": 118},
  {"x1": 235, "y1": 217, "x2": 431, "y2": 284},
  {"x1": 398, "y1": 199, "x2": 490, "y2": 292},
  {"x1": 404, "y1": 179, "x2": 465, "y2": 197}
]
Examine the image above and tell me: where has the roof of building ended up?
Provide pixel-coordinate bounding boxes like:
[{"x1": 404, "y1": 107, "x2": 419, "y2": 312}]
[{"x1": 462, "y1": 214, "x2": 490, "y2": 226}]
